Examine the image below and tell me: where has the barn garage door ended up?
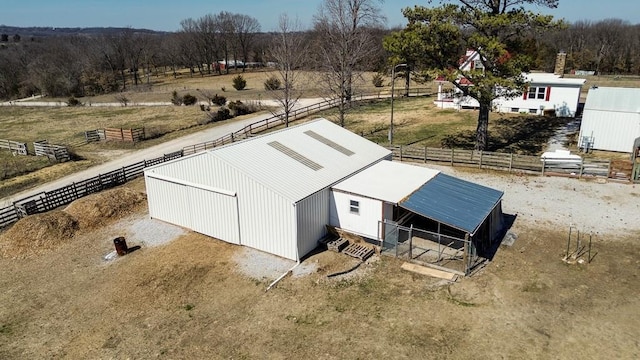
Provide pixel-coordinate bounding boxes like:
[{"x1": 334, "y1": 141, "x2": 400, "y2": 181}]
[
  {"x1": 146, "y1": 177, "x2": 192, "y2": 229},
  {"x1": 146, "y1": 173, "x2": 240, "y2": 245},
  {"x1": 188, "y1": 187, "x2": 240, "y2": 244}
]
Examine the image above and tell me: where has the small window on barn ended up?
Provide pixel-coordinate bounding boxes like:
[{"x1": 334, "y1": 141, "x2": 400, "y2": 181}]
[{"x1": 350, "y1": 200, "x2": 360, "y2": 214}]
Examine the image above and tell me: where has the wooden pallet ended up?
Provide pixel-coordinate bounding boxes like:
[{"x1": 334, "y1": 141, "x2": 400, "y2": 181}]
[
  {"x1": 327, "y1": 237, "x2": 349, "y2": 252},
  {"x1": 343, "y1": 243, "x2": 374, "y2": 261}
]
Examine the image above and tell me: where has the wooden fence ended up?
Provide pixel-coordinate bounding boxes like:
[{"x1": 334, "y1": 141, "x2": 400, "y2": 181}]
[
  {"x1": 0, "y1": 150, "x2": 184, "y2": 228},
  {"x1": 388, "y1": 145, "x2": 627, "y2": 181},
  {"x1": 104, "y1": 128, "x2": 145, "y2": 142},
  {"x1": 182, "y1": 90, "x2": 437, "y2": 156},
  {"x1": 84, "y1": 129, "x2": 106, "y2": 143},
  {"x1": 0, "y1": 139, "x2": 28, "y2": 155},
  {"x1": 33, "y1": 140, "x2": 70, "y2": 162}
]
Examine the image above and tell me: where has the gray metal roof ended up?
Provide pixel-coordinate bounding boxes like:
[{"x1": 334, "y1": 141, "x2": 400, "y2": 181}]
[
  {"x1": 400, "y1": 173, "x2": 503, "y2": 235},
  {"x1": 584, "y1": 87, "x2": 640, "y2": 113},
  {"x1": 150, "y1": 119, "x2": 392, "y2": 203}
]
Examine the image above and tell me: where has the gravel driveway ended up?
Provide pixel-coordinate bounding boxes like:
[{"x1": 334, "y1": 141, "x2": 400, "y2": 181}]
[{"x1": 421, "y1": 163, "x2": 640, "y2": 238}]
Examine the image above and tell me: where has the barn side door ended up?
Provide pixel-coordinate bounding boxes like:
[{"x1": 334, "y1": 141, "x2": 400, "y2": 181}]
[{"x1": 188, "y1": 187, "x2": 240, "y2": 245}]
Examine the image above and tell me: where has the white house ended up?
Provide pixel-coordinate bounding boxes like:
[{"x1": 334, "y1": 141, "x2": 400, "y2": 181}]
[
  {"x1": 436, "y1": 73, "x2": 586, "y2": 117},
  {"x1": 578, "y1": 87, "x2": 640, "y2": 153},
  {"x1": 144, "y1": 119, "x2": 505, "y2": 261},
  {"x1": 435, "y1": 49, "x2": 586, "y2": 117},
  {"x1": 144, "y1": 119, "x2": 392, "y2": 261}
]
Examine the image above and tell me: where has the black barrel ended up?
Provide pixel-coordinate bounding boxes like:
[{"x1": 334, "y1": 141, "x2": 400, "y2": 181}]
[{"x1": 114, "y1": 237, "x2": 128, "y2": 256}]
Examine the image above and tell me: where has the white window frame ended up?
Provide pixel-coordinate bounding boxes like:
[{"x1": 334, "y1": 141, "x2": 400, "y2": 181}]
[{"x1": 528, "y1": 86, "x2": 546, "y2": 100}]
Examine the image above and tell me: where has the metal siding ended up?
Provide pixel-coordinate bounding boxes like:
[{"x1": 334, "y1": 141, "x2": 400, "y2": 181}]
[
  {"x1": 400, "y1": 173, "x2": 503, "y2": 235},
  {"x1": 580, "y1": 111, "x2": 640, "y2": 152},
  {"x1": 329, "y1": 190, "x2": 382, "y2": 239},
  {"x1": 296, "y1": 189, "x2": 330, "y2": 259},
  {"x1": 584, "y1": 87, "x2": 640, "y2": 113},
  {"x1": 236, "y1": 175, "x2": 297, "y2": 260},
  {"x1": 332, "y1": 160, "x2": 439, "y2": 203},
  {"x1": 208, "y1": 119, "x2": 392, "y2": 202},
  {"x1": 188, "y1": 188, "x2": 239, "y2": 244},
  {"x1": 580, "y1": 87, "x2": 640, "y2": 152},
  {"x1": 145, "y1": 174, "x2": 191, "y2": 229}
]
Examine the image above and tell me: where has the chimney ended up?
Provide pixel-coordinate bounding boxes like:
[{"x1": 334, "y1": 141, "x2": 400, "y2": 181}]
[{"x1": 554, "y1": 51, "x2": 567, "y2": 77}]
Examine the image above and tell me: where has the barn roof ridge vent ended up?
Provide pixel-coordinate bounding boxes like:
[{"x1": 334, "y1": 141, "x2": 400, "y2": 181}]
[
  {"x1": 267, "y1": 140, "x2": 323, "y2": 171},
  {"x1": 303, "y1": 130, "x2": 355, "y2": 156}
]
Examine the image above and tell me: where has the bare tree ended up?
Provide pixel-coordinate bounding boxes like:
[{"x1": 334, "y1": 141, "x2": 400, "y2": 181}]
[
  {"x1": 267, "y1": 14, "x2": 308, "y2": 127},
  {"x1": 233, "y1": 14, "x2": 261, "y2": 71},
  {"x1": 312, "y1": 0, "x2": 386, "y2": 127}
]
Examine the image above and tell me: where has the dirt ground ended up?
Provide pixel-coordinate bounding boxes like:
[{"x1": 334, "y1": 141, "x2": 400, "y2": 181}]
[{"x1": 1, "y1": 176, "x2": 639, "y2": 359}]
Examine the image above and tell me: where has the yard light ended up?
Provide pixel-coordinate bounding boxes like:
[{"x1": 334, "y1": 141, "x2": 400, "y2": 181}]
[{"x1": 389, "y1": 63, "x2": 408, "y2": 145}]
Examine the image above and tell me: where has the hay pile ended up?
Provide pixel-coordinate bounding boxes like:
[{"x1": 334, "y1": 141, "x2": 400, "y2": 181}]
[
  {"x1": 64, "y1": 187, "x2": 147, "y2": 229},
  {"x1": 0, "y1": 211, "x2": 79, "y2": 259}
]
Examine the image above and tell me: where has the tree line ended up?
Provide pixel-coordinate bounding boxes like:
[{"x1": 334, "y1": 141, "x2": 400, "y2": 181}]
[{"x1": 0, "y1": 3, "x2": 638, "y2": 102}]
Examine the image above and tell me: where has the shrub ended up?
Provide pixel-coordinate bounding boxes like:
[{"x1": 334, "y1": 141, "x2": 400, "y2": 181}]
[
  {"x1": 264, "y1": 76, "x2": 281, "y2": 90},
  {"x1": 208, "y1": 107, "x2": 233, "y2": 122},
  {"x1": 228, "y1": 101, "x2": 248, "y2": 116},
  {"x1": 114, "y1": 94, "x2": 130, "y2": 107},
  {"x1": 232, "y1": 75, "x2": 247, "y2": 91},
  {"x1": 67, "y1": 97, "x2": 82, "y2": 107},
  {"x1": 182, "y1": 94, "x2": 197, "y2": 106},
  {"x1": 211, "y1": 94, "x2": 226, "y2": 106},
  {"x1": 372, "y1": 73, "x2": 384, "y2": 88},
  {"x1": 171, "y1": 90, "x2": 182, "y2": 106}
]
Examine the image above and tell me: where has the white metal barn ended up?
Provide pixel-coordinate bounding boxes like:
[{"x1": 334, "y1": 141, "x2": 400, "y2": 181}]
[
  {"x1": 144, "y1": 119, "x2": 392, "y2": 261},
  {"x1": 578, "y1": 87, "x2": 640, "y2": 153}
]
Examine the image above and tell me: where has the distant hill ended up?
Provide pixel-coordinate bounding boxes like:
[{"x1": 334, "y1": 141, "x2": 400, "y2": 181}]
[{"x1": 0, "y1": 25, "x2": 168, "y2": 38}]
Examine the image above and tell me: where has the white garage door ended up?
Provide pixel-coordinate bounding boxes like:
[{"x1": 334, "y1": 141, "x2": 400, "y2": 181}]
[
  {"x1": 188, "y1": 187, "x2": 240, "y2": 244},
  {"x1": 146, "y1": 177, "x2": 192, "y2": 229},
  {"x1": 146, "y1": 173, "x2": 240, "y2": 245}
]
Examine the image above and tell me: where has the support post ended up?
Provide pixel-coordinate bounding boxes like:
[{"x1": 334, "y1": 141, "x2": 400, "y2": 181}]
[
  {"x1": 463, "y1": 233, "x2": 470, "y2": 276},
  {"x1": 509, "y1": 153, "x2": 513, "y2": 172},
  {"x1": 451, "y1": 149, "x2": 454, "y2": 166}
]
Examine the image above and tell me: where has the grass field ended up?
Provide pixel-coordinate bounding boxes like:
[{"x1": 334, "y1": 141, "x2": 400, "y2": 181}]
[
  {"x1": 2, "y1": 70, "x2": 639, "y2": 200},
  {"x1": 0, "y1": 177, "x2": 638, "y2": 359}
]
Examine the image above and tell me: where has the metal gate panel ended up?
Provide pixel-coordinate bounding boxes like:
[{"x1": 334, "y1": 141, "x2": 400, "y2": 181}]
[{"x1": 188, "y1": 188, "x2": 240, "y2": 244}]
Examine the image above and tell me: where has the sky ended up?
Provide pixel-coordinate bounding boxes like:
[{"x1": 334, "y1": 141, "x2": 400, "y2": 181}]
[{"x1": 1, "y1": 0, "x2": 639, "y2": 32}]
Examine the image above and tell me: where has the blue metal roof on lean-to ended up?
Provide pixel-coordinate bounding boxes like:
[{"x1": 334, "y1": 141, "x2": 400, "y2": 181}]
[{"x1": 400, "y1": 173, "x2": 503, "y2": 235}]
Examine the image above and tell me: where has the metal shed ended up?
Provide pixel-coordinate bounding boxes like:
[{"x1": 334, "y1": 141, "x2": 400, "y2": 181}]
[
  {"x1": 331, "y1": 160, "x2": 504, "y2": 274},
  {"x1": 144, "y1": 119, "x2": 392, "y2": 261},
  {"x1": 578, "y1": 87, "x2": 640, "y2": 153}
]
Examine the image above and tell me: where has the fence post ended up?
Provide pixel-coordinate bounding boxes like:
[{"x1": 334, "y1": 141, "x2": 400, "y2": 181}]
[
  {"x1": 399, "y1": 145, "x2": 403, "y2": 161},
  {"x1": 541, "y1": 159, "x2": 546, "y2": 176},
  {"x1": 424, "y1": 146, "x2": 427, "y2": 163},
  {"x1": 579, "y1": 159, "x2": 584, "y2": 179},
  {"x1": 509, "y1": 153, "x2": 513, "y2": 172},
  {"x1": 451, "y1": 148, "x2": 454, "y2": 166},
  {"x1": 122, "y1": 166, "x2": 127, "y2": 181},
  {"x1": 606, "y1": 159, "x2": 612, "y2": 179},
  {"x1": 479, "y1": 150, "x2": 483, "y2": 169}
]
